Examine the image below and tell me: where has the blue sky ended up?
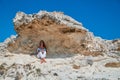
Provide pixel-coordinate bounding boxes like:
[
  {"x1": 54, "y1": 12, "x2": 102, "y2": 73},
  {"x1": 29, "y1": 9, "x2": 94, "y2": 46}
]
[{"x1": 0, "y1": 0, "x2": 120, "y2": 42}]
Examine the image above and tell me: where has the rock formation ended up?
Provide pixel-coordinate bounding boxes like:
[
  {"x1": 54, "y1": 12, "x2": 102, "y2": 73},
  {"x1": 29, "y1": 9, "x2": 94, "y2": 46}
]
[{"x1": 6, "y1": 11, "x2": 120, "y2": 56}]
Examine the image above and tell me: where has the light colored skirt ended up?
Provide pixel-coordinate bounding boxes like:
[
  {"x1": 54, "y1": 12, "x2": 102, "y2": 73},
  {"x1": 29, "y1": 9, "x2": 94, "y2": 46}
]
[{"x1": 37, "y1": 51, "x2": 46, "y2": 59}]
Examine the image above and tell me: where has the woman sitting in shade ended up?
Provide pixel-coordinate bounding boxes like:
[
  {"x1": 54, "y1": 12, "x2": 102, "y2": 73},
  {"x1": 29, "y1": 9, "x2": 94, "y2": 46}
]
[{"x1": 37, "y1": 40, "x2": 47, "y2": 64}]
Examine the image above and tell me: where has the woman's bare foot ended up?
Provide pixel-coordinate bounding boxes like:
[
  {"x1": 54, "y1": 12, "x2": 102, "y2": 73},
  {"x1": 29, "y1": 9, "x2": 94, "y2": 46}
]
[{"x1": 40, "y1": 59, "x2": 43, "y2": 64}]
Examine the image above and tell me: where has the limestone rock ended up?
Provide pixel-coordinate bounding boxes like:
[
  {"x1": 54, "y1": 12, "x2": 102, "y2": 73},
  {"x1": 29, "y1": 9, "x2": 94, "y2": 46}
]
[
  {"x1": 0, "y1": 53, "x2": 120, "y2": 80},
  {"x1": 6, "y1": 10, "x2": 120, "y2": 55}
]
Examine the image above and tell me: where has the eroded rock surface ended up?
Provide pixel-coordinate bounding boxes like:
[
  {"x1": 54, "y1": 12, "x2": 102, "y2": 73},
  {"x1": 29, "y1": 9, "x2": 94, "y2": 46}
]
[
  {"x1": 6, "y1": 11, "x2": 120, "y2": 55},
  {"x1": 0, "y1": 53, "x2": 120, "y2": 80}
]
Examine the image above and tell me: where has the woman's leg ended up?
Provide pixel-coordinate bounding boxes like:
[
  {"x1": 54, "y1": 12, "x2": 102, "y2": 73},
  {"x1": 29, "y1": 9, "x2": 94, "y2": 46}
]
[
  {"x1": 40, "y1": 58, "x2": 46, "y2": 63},
  {"x1": 42, "y1": 51, "x2": 46, "y2": 63},
  {"x1": 40, "y1": 58, "x2": 44, "y2": 63},
  {"x1": 40, "y1": 51, "x2": 47, "y2": 63},
  {"x1": 42, "y1": 58, "x2": 46, "y2": 63}
]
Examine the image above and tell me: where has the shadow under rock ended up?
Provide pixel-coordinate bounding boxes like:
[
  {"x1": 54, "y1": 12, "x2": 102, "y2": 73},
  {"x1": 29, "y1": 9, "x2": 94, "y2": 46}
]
[
  {"x1": 46, "y1": 53, "x2": 75, "y2": 58},
  {"x1": 30, "y1": 52, "x2": 75, "y2": 59}
]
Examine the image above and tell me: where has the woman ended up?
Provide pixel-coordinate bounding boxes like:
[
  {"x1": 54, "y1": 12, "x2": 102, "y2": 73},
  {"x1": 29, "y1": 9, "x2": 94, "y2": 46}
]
[{"x1": 37, "y1": 40, "x2": 47, "y2": 63}]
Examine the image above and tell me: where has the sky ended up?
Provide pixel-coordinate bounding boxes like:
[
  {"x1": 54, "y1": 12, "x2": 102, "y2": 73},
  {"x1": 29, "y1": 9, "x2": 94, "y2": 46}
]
[{"x1": 0, "y1": 0, "x2": 120, "y2": 42}]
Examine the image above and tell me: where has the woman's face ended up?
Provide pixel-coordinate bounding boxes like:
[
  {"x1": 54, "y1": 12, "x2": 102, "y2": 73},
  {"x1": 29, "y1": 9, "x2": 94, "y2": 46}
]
[{"x1": 40, "y1": 42, "x2": 44, "y2": 48}]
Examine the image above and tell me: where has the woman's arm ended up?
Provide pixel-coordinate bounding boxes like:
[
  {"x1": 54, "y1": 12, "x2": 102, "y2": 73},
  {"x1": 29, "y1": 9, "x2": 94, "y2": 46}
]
[{"x1": 37, "y1": 48, "x2": 41, "y2": 53}]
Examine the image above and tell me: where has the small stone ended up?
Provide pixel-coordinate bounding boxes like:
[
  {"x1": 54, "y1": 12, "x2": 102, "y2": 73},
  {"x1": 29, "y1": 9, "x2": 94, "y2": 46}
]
[
  {"x1": 77, "y1": 76, "x2": 84, "y2": 79},
  {"x1": 72, "y1": 64, "x2": 80, "y2": 69},
  {"x1": 0, "y1": 70, "x2": 4, "y2": 75},
  {"x1": 87, "y1": 59, "x2": 93, "y2": 66},
  {"x1": 48, "y1": 71, "x2": 51, "y2": 73},
  {"x1": 53, "y1": 73, "x2": 58, "y2": 76}
]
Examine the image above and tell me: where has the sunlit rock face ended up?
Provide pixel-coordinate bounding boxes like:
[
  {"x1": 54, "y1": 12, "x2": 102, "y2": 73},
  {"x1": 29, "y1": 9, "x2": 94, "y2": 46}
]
[{"x1": 6, "y1": 11, "x2": 119, "y2": 55}]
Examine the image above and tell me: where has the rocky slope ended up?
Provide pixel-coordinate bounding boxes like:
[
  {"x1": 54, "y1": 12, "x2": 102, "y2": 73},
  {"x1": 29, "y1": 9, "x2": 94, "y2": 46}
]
[
  {"x1": 6, "y1": 11, "x2": 120, "y2": 56},
  {"x1": 0, "y1": 52, "x2": 120, "y2": 80}
]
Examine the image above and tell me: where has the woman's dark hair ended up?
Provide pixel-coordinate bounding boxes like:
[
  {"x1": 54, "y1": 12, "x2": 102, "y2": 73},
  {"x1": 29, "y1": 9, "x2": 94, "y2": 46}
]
[{"x1": 39, "y1": 40, "x2": 47, "y2": 51}]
